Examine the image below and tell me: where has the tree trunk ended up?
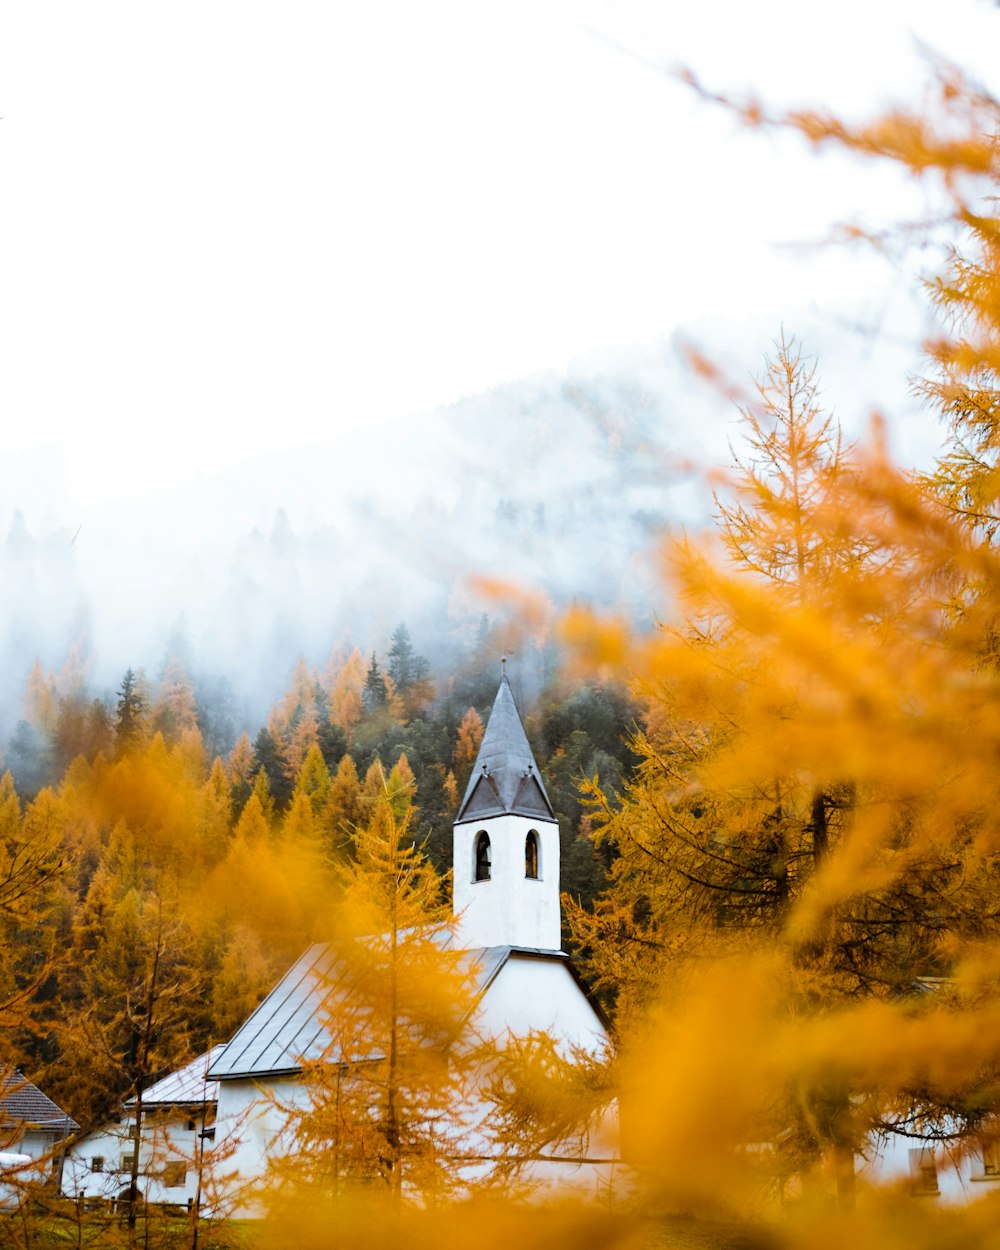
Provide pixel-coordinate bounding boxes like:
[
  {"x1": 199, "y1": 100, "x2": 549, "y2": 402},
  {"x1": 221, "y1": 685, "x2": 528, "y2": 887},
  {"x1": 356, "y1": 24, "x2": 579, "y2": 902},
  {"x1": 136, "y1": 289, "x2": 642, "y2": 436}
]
[{"x1": 811, "y1": 791, "x2": 829, "y2": 863}]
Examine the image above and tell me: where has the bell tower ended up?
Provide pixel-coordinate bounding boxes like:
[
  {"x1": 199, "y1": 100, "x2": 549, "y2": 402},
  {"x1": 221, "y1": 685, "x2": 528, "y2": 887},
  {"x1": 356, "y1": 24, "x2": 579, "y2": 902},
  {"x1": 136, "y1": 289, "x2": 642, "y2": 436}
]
[{"x1": 452, "y1": 667, "x2": 561, "y2": 951}]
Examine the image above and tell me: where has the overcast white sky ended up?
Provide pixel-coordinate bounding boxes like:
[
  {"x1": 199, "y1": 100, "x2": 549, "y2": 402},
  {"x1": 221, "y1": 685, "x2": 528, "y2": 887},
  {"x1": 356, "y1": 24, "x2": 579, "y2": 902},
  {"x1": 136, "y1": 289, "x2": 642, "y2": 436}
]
[{"x1": 1, "y1": 0, "x2": 998, "y2": 518}]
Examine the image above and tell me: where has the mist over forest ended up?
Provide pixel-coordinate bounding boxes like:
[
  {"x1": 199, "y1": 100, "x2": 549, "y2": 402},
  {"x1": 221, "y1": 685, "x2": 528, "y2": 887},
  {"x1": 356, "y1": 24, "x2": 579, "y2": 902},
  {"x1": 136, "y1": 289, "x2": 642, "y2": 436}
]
[
  {"x1": 0, "y1": 302, "x2": 932, "y2": 770},
  {"x1": 1, "y1": 348, "x2": 692, "y2": 748}
]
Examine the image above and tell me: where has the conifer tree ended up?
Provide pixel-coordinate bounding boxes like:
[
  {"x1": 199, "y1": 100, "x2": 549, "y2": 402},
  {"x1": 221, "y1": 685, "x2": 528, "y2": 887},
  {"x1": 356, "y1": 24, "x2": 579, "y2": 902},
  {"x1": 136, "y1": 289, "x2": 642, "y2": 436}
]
[
  {"x1": 568, "y1": 340, "x2": 866, "y2": 1022},
  {"x1": 200, "y1": 757, "x2": 233, "y2": 861},
  {"x1": 59, "y1": 855, "x2": 206, "y2": 1227},
  {"x1": 292, "y1": 743, "x2": 332, "y2": 824},
  {"x1": 23, "y1": 660, "x2": 57, "y2": 740},
  {"x1": 564, "y1": 340, "x2": 923, "y2": 1203},
  {"x1": 452, "y1": 707, "x2": 485, "y2": 787},
  {"x1": 226, "y1": 731, "x2": 256, "y2": 820},
  {"x1": 152, "y1": 655, "x2": 199, "y2": 743},
  {"x1": 270, "y1": 768, "x2": 480, "y2": 1204},
  {"x1": 325, "y1": 647, "x2": 367, "y2": 742},
  {"x1": 115, "y1": 668, "x2": 150, "y2": 756},
  {"x1": 253, "y1": 727, "x2": 291, "y2": 810},
  {"x1": 362, "y1": 656, "x2": 388, "y2": 713},
  {"x1": 387, "y1": 624, "x2": 433, "y2": 719}
]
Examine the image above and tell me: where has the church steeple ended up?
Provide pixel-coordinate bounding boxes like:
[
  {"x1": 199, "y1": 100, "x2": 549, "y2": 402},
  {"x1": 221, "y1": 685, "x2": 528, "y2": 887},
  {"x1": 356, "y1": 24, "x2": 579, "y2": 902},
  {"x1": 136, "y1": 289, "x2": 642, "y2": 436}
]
[
  {"x1": 452, "y1": 668, "x2": 561, "y2": 951},
  {"x1": 455, "y1": 671, "x2": 555, "y2": 825}
]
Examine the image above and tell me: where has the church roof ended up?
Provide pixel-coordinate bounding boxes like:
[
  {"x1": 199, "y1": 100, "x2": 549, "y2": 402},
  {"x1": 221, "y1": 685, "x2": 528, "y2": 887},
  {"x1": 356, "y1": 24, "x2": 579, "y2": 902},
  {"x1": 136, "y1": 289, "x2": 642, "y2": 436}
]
[
  {"x1": 455, "y1": 674, "x2": 555, "y2": 824},
  {"x1": 207, "y1": 943, "x2": 336, "y2": 1081},
  {"x1": 206, "y1": 942, "x2": 590, "y2": 1082}
]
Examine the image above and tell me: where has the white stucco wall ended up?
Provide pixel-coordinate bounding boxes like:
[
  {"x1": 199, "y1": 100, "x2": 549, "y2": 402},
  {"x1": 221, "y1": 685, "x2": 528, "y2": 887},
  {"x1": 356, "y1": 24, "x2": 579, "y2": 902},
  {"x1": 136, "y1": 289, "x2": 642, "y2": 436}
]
[
  {"x1": 10, "y1": 1129, "x2": 64, "y2": 1164},
  {"x1": 469, "y1": 953, "x2": 618, "y2": 1199},
  {"x1": 860, "y1": 1129, "x2": 1000, "y2": 1204},
  {"x1": 453, "y1": 815, "x2": 561, "y2": 950},
  {"x1": 212, "y1": 1076, "x2": 309, "y2": 1217},
  {"x1": 0, "y1": 1147, "x2": 51, "y2": 1206},
  {"x1": 209, "y1": 954, "x2": 615, "y2": 1208},
  {"x1": 474, "y1": 954, "x2": 607, "y2": 1052},
  {"x1": 62, "y1": 1110, "x2": 214, "y2": 1208}
]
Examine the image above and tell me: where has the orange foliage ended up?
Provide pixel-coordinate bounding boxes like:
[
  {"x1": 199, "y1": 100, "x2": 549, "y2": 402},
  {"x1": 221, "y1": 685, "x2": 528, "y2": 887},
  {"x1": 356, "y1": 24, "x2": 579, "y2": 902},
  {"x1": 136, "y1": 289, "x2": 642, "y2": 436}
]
[
  {"x1": 453, "y1": 707, "x2": 485, "y2": 780},
  {"x1": 327, "y1": 647, "x2": 368, "y2": 741},
  {"x1": 267, "y1": 770, "x2": 477, "y2": 1204},
  {"x1": 555, "y1": 62, "x2": 1000, "y2": 1235}
]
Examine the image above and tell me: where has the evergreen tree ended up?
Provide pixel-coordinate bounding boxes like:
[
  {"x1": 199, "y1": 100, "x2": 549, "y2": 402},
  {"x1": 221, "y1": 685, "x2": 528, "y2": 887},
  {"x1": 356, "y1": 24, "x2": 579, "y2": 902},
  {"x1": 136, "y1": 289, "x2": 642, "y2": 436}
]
[
  {"x1": 387, "y1": 624, "x2": 433, "y2": 719},
  {"x1": 114, "y1": 668, "x2": 149, "y2": 756},
  {"x1": 362, "y1": 655, "x2": 388, "y2": 713},
  {"x1": 317, "y1": 717, "x2": 348, "y2": 771},
  {"x1": 253, "y1": 727, "x2": 293, "y2": 810},
  {"x1": 387, "y1": 625, "x2": 427, "y2": 692},
  {"x1": 195, "y1": 674, "x2": 239, "y2": 761}
]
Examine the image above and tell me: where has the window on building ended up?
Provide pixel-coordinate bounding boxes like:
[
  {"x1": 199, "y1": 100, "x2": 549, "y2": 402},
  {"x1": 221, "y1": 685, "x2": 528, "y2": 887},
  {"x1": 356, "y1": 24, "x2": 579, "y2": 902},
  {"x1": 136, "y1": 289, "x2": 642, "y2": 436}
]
[
  {"x1": 525, "y1": 830, "x2": 539, "y2": 879},
  {"x1": 908, "y1": 1146, "x2": 940, "y2": 1195},
  {"x1": 90, "y1": 1156, "x2": 104, "y2": 1173},
  {"x1": 162, "y1": 1161, "x2": 186, "y2": 1189},
  {"x1": 475, "y1": 832, "x2": 491, "y2": 882},
  {"x1": 120, "y1": 1152, "x2": 137, "y2": 1174},
  {"x1": 981, "y1": 1139, "x2": 999, "y2": 1176}
]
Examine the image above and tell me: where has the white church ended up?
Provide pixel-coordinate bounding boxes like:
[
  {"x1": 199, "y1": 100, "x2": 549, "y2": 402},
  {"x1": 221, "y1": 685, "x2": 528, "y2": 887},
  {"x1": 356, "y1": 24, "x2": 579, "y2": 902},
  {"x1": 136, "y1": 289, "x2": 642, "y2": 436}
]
[
  {"x1": 202, "y1": 671, "x2": 613, "y2": 1206},
  {"x1": 58, "y1": 673, "x2": 1000, "y2": 1211}
]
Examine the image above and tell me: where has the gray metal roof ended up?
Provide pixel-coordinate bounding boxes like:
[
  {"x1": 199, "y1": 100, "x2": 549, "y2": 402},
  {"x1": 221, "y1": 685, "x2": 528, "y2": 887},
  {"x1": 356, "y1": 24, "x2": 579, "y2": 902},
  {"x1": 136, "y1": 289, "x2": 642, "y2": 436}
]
[
  {"x1": 126, "y1": 1046, "x2": 225, "y2": 1110},
  {"x1": 207, "y1": 943, "x2": 567, "y2": 1082},
  {"x1": 0, "y1": 1070, "x2": 78, "y2": 1132},
  {"x1": 456, "y1": 674, "x2": 555, "y2": 824},
  {"x1": 207, "y1": 944, "x2": 334, "y2": 1081}
]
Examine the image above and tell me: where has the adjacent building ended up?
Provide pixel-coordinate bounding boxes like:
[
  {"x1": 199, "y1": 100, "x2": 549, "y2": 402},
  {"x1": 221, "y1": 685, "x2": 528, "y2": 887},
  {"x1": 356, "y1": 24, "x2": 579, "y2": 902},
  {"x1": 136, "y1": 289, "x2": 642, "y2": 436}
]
[
  {"x1": 0, "y1": 1069, "x2": 76, "y2": 1195},
  {"x1": 62, "y1": 1047, "x2": 223, "y2": 1210}
]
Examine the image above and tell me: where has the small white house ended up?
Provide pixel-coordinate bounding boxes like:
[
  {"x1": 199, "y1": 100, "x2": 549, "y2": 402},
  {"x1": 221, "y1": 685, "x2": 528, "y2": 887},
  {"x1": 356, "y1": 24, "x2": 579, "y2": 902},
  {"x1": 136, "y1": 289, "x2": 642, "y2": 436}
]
[
  {"x1": 861, "y1": 1124, "x2": 1000, "y2": 1203},
  {"x1": 0, "y1": 1070, "x2": 77, "y2": 1196},
  {"x1": 62, "y1": 1046, "x2": 224, "y2": 1210},
  {"x1": 207, "y1": 671, "x2": 615, "y2": 1209}
]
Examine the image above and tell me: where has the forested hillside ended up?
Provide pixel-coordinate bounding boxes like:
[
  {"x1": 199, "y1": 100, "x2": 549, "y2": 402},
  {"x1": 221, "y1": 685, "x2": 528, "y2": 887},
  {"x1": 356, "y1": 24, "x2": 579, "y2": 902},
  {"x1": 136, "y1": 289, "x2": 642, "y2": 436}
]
[{"x1": 0, "y1": 622, "x2": 638, "y2": 1132}]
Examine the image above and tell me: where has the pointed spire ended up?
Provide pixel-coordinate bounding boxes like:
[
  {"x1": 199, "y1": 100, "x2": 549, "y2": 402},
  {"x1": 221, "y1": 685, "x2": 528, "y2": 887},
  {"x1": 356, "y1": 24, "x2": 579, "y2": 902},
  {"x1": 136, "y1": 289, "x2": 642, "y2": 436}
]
[{"x1": 455, "y1": 669, "x2": 555, "y2": 824}]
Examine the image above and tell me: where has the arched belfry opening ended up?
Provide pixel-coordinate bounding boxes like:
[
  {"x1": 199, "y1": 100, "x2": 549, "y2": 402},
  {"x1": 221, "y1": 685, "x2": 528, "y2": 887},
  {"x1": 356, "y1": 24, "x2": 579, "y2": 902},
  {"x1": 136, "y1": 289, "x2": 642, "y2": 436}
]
[
  {"x1": 452, "y1": 666, "x2": 562, "y2": 950},
  {"x1": 475, "y1": 831, "x2": 492, "y2": 882},
  {"x1": 525, "y1": 830, "x2": 539, "y2": 879}
]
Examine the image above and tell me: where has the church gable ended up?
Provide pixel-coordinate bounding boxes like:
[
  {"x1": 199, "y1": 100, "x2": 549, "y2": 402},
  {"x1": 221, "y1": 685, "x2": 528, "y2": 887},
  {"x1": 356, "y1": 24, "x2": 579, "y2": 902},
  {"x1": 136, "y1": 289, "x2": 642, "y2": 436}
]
[
  {"x1": 511, "y1": 772, "x2": 554, "y2": 820},
  {"x1": 475, "y1": 952, "x2": 608, "y2": 1048},
  {"x1": 461, "y1": 772, "x2": 506, "y2": 821}
]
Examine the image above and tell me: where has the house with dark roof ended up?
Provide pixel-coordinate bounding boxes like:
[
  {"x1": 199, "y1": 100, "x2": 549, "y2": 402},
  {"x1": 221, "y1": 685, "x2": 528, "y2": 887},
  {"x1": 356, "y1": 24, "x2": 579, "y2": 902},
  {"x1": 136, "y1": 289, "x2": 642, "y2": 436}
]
[
  {"x1": 0, "y1": 1069, "x2": 77, "y2": 1179},
  {"x1": 206, "y1": 671, "x2": 614, "y2": 1209},
  {"x1": 60, "y1": 1047, "x2": 223, "y2": 1210}
]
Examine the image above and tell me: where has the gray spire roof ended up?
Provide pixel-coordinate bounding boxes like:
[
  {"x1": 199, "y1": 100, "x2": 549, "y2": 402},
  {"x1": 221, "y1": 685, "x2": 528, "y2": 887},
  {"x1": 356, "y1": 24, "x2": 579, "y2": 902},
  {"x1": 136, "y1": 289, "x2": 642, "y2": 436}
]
[{"x1": 455, "y1": 674, "x2": 555, "y2": 824}]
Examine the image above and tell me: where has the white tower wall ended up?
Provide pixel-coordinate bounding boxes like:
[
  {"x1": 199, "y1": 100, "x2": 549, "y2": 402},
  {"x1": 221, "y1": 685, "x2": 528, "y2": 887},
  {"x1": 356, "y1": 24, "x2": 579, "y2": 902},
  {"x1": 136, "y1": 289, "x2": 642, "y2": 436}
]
[{"x1": 453, "y1": 813, "x2": 561, "y2": 951}]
